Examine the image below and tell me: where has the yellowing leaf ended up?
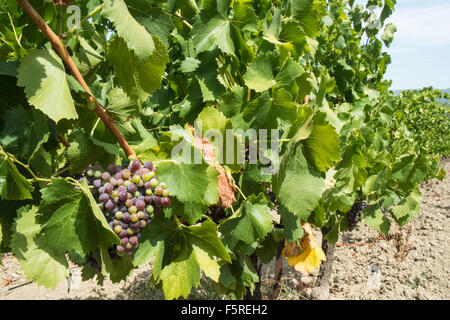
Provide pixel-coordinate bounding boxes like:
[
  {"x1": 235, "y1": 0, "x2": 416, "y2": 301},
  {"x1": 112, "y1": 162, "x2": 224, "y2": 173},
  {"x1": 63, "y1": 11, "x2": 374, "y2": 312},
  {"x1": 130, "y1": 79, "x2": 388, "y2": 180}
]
[{"x1": 284, "y1": 223, "x2": 326, "y2": 275}]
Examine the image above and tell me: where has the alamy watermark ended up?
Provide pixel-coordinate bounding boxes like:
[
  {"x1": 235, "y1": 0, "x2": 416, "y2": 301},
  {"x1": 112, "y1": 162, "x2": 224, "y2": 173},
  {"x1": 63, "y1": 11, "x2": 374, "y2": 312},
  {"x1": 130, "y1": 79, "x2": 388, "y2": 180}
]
[{"x1": 171, "y1": 122, "x2": 281, "y2": 176}]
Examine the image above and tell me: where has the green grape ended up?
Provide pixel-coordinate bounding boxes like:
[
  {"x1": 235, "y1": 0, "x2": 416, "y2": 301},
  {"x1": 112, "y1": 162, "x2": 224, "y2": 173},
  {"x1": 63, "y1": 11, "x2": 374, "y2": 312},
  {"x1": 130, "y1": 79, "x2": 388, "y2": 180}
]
[{"x1": 150, "y1": 178, "x2": 159, "y2": 188}]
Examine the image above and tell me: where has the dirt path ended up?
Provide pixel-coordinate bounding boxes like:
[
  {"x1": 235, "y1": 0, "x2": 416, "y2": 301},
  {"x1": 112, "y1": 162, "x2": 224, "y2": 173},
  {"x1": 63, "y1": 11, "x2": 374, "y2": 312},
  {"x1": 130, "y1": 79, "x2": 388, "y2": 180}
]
[{"x1": 1, "y1": 160, "x2": 449, "y2": 300}]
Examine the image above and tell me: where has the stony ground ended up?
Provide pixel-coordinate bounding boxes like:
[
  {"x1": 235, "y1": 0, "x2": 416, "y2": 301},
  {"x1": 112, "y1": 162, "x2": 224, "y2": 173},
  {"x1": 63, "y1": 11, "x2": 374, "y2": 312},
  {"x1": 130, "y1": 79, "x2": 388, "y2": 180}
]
[{"x1": 1, "y1": 160, "x2": 449, "y2": 300}]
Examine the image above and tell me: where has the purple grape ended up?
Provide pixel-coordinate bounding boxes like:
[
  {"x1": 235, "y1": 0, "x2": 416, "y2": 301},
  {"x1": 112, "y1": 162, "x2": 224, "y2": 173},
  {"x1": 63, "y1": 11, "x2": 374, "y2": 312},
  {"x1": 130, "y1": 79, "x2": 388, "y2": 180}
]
[
  {"x1": 102, "y1": 172, "x2": 111, "y2": 181},
  {"x1": 143, "y1": 213, "x2": 149, "y2": 220},
  {"x1": 117, "y1": 186, "x2": 127, "y2": 193},
  {"x1": 98, "y1": 186, "x2": 105, "y2": 194},
  {"x1": 130, "y1": 222, "x2": 140, "y2": 229},
  {"x1": 109, "y1": 221, "x2": 113, "y2": 229},
  {"x1": 120, "y1": 238, "x2": 129, "y2": 246},
  {"x1": 113, "y1": 219, "x2": 121, "y2": 226},
  {"x1": 144, "y1": 196, "x2": 152, "y2": 203},
  {"x1": 135, "y1": 200, "x2": 145, "y2": 210},
  {"x1": 92, "y1": 164, "x2": 102, "y2": 171},
  {"x1": 109, "y1": 177, "x2": 118, "y2": 186},
  {"x1": 131, "y1": 160, "x2": 141, "y2": 171},
  {"x1": 144, "y1": 182, "x2": 152, "y2": 189},
  {"x1": 116, "y1": 245, "x2": 126, "y2": 253},
  {"x1": 99, "y1": 193, "x2": 109, "y2": 203},
  {"x1": 114, "y1": 172, "x2": 122, "y2": 180},
  {"x1": 107, "y1": 164, "x2": 116, "y2": 174},
  {"x1": 104, "y1": 183, "x2": 114, "y2": 193},
  {"x1": 135, "y1": 169, "x2": 144, "y2": 176},
  {"x1": 119, "y1": 230, "x2": 128, "y2": 238},
  {"x1": 105, "y1": 200, "x2": 116, "y2": 212},
  {"x1": 161, "y1": 197, "x2": 171, "y2": 207},
  {"x1": 120, "y1": 222, "x2": 129, "y2": 229},
  {"x1": 93, "y1": 179, "x2": 102, "y2": 188},
  {"x1": 122, "y1": 213, "x2": 131, "y2": 223},
  {"x1": 119, "y1": 192, "x2": 128, "y2": 202},
  {"x1": 129, "y1": 236, "x2": 138, "y2": 246},
  {"x1": 127, "y1": 183, "x2": 137, "y2": 194},
  {"x1": 144, "y1": 161, "x2": 153, "y2": 170},
  {"x1": 152, "y1": 195, "x2": 162, "y2": 207}
]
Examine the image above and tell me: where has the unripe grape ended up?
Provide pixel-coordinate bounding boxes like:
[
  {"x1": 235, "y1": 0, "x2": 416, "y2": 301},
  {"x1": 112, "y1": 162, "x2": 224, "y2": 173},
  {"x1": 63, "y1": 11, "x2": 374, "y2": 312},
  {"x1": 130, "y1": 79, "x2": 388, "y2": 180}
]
[
  {"x1": 145, "y1": 188, "x2": 153, "y2": 196},
  {"x1": 129, "y1": 205, "x2": 138, "y2": 214},
  {"x1": 127, "y1": 228, "x2": 134, "y2": 236},
  {"x1": 114, "y1": 225, "x2": 122, "y2": 234},
  {"x1": 94, "y1": 170, "x2": 102, "y2": 179},
  {"x1": 87, "y1": 169, "x2": 95, "y2": 177},
  {"x1": 134, "y1": 191, "x2": 141, "y2": 198},
  {"x1": 137, "y1": 180, "x2": 144, "y2": 188},
  {"x1": 155, "y1": 186, "x2": 164, "y2": 196},
  {"x1": 159, "y1": 182, "x2": 167, "y2": 189},
  {"x1": 112, "y1": 190, "x2": 120, "y2": 198},
  {"x1": 122, "y1": 169, "x2": 131, "y2": 179},
  {"x1": 140, "y1": 220, "x2": 147, "y2": 228},
  {"x1": 162, "y1": 189, "x2": 170, "y2": 197},
  {"x1": 126, "y1": 242, "x2": 133, "y2": 250},
  {"x1": 146, "y1": 205, "x2": 154, "y2": 214},
  {"x1": 115, "y1": 211, "x2": 124, "y2": 220},
  {"x1": 132, "y1": 174, "x2": 141, "y2": 184},
  {"x1": 137, "y1": 211, "x2": 145, "y2": 219},
  {"x1": 109, "y1": 177, "x2": 118, "y2": 186},
  {"x1": 130, "y1": 213, "x2": 139, "y2": 222},
  {"x1": 125, "y1": 199, "x2": 134, "y2": 208},
  {"x1": 150, "y1": 178, "x2": 159, "y2": 188}
]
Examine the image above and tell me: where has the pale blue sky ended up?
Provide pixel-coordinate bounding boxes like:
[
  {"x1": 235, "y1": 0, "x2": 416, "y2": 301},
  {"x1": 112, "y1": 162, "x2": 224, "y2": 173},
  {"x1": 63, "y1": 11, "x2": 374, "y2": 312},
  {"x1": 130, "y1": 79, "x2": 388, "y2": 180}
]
[
  {"x1": 102, "y1": 1, "x2": 450, "y2": 90},
  {"x1": 379, "y1": 0, "x2": 450, "y2": 90}
]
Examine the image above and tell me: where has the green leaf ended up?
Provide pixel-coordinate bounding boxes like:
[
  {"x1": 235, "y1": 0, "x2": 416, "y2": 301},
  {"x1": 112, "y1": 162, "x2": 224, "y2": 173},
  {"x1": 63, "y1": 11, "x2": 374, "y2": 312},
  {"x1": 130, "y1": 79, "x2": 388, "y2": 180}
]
[
  {"x1": 192, "y1": 10, "x2": 235, "y2": 56},
  {"x1": 11, "y1": 206, "x2": 69, "y2": 289},
  {"x1": 137, "y1": 217, "x2": 229, "y2": 299},
  {"x1": 38, "y1": 178, "x2": 119, "y2": 258},
  {"x1": 180, "y1": 57, "x2": 201, "y2": 73},
  {"x1": 125, "y1": 0, "x2": 175, "y2": 46},
  {"x1": 17, "y1": 49, "x2": 77, "y2": 123},
  {"x1": 0, "y1": 106, "x2": 49, "y2": 160},
  {"x1": 108, "y1": 36, "x2": 169, "y2": 104},
  {"x1": 243, "y1": 89, "x2": 297, "y2": 129},
  {"x1": 243, "y1": 53, "x2": 277, "y2": 92},
  {"x1": 273, "y1": 143, "x2": 325, "y2": 220},
  {"x1": 219, "y1": 194, "x2": 273, "y2": 245},
  {"x1": 155, "y1": 161, "x2": 212, "y2": 203},
  {"x1": 103, "y1": 0, "x2": 155, "y2": 63},
  {"x1": 195, "y1": 50, "x2": 226, "y2": 102},
  {"x1": 302, "y1": 112, "x2": 341, "y2": 172},
  {"x1": 100, "y1": 247, "x2": 134, "y2": 283},
  {"x1": 363, "y1": 205, "x2": 390, "y2": 235},
  {"x1": 279, "y1": 205, "x2": 304, "y2": 242},
  {"x1": 0, "y1": 154, "x2": 34, "y2": 200},
  {"x1": 391, "y1": 190, "x2": 422, "y2": 227}
]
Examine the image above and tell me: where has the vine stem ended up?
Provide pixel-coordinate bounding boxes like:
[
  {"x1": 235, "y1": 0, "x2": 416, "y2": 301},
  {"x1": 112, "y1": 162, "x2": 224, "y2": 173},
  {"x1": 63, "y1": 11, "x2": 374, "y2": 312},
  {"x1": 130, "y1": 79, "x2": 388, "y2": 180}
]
[
  {"x1": 15, "y1": 0, "x2": 135, "y2": 158},
  {"x1": 0, "y1": 150, "x2": 52, "y2": 184}
]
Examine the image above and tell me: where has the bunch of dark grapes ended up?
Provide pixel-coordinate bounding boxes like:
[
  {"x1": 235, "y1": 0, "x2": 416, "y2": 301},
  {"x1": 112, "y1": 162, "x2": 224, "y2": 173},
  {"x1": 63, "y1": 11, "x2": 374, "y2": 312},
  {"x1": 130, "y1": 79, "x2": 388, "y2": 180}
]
[
  {"x1": 81, "y1": 160, "x2": 171, "y2": 257},
  {"x1": 346, "y1": 200, "x2": 369, "y2": 230}
]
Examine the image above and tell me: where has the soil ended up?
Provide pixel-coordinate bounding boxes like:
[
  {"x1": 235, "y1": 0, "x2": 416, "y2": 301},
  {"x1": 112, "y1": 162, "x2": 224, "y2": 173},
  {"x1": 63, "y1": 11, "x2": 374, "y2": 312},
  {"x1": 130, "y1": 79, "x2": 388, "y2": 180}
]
[{"x1": 1, "y1": 160, "x2": 449, "y2": 300}]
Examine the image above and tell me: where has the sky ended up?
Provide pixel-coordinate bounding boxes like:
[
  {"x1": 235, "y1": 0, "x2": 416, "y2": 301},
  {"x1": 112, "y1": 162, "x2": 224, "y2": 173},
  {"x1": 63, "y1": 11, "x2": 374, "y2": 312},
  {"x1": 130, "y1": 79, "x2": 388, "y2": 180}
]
[{"x1": 377, "y1": 0, "x2": 450, "y2": 90}]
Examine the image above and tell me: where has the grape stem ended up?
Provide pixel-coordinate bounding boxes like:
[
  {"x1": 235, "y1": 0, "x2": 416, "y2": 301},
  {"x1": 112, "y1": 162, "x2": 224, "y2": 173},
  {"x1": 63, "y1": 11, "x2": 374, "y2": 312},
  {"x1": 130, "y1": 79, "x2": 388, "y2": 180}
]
[
  {"x1": 0, "y1": 149, "x2": 52, "y2": 184},
  {"x1": 15, "y1": 0, "x2": 136, "y2": 158}
]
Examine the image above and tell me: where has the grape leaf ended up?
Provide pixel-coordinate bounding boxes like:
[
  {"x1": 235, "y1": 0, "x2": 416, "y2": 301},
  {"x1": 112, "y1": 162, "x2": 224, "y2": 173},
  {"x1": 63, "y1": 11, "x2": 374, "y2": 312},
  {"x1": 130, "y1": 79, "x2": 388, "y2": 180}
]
[
  {"x1": 11, "y1": 205, "x2": 69, "y2": 289},
  {"x1": 108, "y1": 36, "x2": 169, "y2": 104},
  {"x1": 17, "y1": 49, "x2": 77, "y2": 123},
  {"x1": 38, "y1": 179, "x2": 119, "y2": 258},
  {"x1": 302, "y1": 112, "x2": 341, "y2": 172},
  {"x1": 0, "y1": 106, "x2": 49, "y2": 160},
  {"x1": 102, "y1": 0, "x2": 155, "y2": 63},
  {"x1": 243, "y1": 53, "x2": 277, "y2": 92},
  {"x1": 155, "y1": 161, "x2": 212, "y2": 203},
  {"x1": 273, "y1": 143, "x2": 325, "y2": 220},
  {"x1": 0, "y1": 154, "x2": 34, "y2": 200},
  {"x1": 99, "y1": 247, "x2": 134, "y2": 283},
  {"x1": 219, "y1": 194, "x2": 273, "y2": 245},
  {"x1": 363, "y1": 205, "x2": 391, "y2": 235},
  {"x1": 391, "y1": 189, "x2": 422, "y2": 227}
]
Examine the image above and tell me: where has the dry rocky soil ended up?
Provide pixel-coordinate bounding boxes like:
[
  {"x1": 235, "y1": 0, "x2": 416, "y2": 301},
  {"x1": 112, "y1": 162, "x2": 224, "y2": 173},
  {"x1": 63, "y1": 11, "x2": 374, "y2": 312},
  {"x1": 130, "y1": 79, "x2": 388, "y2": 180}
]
[{"x1": 1, "y1": 160, "x2": 449, "y2": 300}]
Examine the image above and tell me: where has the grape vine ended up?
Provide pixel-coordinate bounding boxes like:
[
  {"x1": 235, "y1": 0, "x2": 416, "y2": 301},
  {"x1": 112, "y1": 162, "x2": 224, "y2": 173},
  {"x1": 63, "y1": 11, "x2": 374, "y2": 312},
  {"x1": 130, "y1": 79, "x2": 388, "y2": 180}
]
[{"x1": 0, "y1": 0, "x2": 448, "y2": 300}]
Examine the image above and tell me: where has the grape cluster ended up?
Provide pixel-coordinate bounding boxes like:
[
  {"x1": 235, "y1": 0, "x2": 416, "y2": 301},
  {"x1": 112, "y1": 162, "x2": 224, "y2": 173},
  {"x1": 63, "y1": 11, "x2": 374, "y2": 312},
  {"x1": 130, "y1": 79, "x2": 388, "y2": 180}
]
[
  {"x1": 82, "y1": 160, "x2": 171, "y2": 256},
  {"x1": 346, "y1": 201, "x2": 369, "y2": 230}
]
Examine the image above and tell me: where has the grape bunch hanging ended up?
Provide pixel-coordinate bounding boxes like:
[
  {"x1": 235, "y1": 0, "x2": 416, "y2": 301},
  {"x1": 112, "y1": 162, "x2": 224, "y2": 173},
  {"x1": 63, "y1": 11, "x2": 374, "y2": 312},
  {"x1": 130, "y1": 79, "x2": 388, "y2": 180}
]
[
  {"x1": 346, "y1": 200, "x2": 369, "y2": 230},
  {"x1": 82, "y1": 160, "x2": 171, "y2": 256}
]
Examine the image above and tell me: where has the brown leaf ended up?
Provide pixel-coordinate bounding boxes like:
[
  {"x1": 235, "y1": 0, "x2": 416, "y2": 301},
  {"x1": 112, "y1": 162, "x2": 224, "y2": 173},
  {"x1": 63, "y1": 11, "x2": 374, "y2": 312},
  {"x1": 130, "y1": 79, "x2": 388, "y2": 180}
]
[{"x1": 187, "y1": 125, "x2": 237, "y2": 208}]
